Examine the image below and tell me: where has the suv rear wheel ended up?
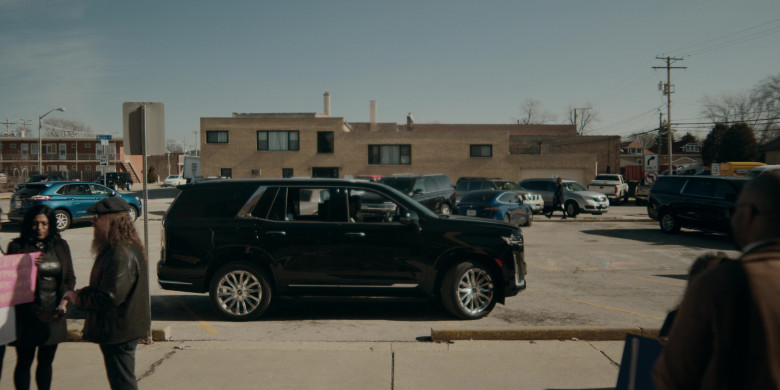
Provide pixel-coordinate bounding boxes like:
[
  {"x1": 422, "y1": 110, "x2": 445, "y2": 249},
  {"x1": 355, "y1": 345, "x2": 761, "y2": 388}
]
[
  {"x1": 209, "y1": 262, "x2": 272, "y2": 321},
  {"x1": 440, "y1": 261, "x2": 496, "y2": 320},
  {"x1": 54, "y1": 210, "x2": 71, "y2": 231}
]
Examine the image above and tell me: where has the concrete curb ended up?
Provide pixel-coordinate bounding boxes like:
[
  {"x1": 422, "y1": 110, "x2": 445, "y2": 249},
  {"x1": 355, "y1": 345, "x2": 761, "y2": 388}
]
[
  {"x1": 67, "y1": 326, "x2": 172, "y2": 342},
  {"x1": 430, "y1": 327, "x2": 660, "y2": 342}
]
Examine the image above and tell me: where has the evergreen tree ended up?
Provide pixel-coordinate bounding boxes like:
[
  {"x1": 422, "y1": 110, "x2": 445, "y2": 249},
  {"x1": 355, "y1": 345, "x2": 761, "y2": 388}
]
[
  {"x1": 718, "y1": 123, "x2": 759, "y2": 162},
  {"x1": 701, "y1": 123, "x2": 728, "y2": 165}
]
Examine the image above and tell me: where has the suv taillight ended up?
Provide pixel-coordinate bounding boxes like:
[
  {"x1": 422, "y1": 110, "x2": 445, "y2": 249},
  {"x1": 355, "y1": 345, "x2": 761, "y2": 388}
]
[{"x1": 28, "y1": 195, "x2": 51, "y2": 201}]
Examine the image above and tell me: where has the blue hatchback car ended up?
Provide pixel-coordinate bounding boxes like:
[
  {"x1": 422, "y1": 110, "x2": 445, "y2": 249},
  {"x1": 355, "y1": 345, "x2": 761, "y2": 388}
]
[
  {"x1": 455, "y1": 190, "x2": 533, "y2": 226},
  {"x1": 9, "y1": 181, "x2": 142, "y2": 231}
]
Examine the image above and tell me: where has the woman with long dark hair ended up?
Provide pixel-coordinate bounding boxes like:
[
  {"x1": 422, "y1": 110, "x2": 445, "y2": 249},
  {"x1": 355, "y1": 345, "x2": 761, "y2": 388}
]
[{"x1": 6, "y1": 205, "x2": 75, "y2": 390}]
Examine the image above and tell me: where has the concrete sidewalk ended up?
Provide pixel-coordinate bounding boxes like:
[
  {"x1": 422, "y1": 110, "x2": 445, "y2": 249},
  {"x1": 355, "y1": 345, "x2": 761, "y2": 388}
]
[{"x1": 0, "y1": 340, "x2": 626, "y2": 390}]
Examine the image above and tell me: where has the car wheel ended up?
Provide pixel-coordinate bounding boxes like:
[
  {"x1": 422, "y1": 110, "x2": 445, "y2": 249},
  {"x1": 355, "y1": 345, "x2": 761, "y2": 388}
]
[
  {"x1": 209, "y1": 262, "x2": 272, "y2": 321},
  {"x1": 565, "y1": 201, "x2": 579, "y2": 218},
  {"x1": 660, "y1": 212, "x2": 681, "y2": 234},
  {"x1": 440, "y1": 261, "x2": 497, "y2": 320},
  {"x1": 54, "y1": 210, "x2": 71, "y2": 231},
  {"x1": 439, "y1": 203, "x2": 452, "y2": 215},
  {"x1": 128, "y1": 206, "x2": 138, "y2": 221}
]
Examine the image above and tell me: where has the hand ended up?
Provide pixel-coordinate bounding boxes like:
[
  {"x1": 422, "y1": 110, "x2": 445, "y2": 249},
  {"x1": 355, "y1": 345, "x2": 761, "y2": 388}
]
[
  {"x1": 65, "y1": 290, "x2": 79, "y2": 306},
  {"x1": 34, "y1": 253, "x2": 43, "y2": 265}
]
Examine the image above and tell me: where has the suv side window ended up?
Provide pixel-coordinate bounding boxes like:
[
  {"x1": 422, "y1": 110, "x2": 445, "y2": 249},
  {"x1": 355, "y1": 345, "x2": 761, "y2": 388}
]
[
  {"x1": 682, "y1": 179, "x2": 715, "y2": 197},
  {"x1": 412, "y1": 178, "x2": 425, "y2": 194},
  {"x1": 434, "y1": 175, "x2": 452, "y2": 190},
  {"x1": 498, "y1": 192, "x2": 518, "y2": 203},
  {"x1": 713, "y1": 181, "x2": 738, "y2": 200},
  {"x1": 170, "y1": 184, "x2": 260, "y2": 219},
  {"x1": 652, "y1": 177, "x2": 686, "y2": 194},
  {"x1": 423, "y1": 177, "x2": 437, "y2": 193}
]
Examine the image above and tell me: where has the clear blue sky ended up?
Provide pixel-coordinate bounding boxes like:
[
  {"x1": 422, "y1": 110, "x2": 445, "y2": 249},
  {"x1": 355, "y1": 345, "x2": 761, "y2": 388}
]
[{"x1": 2, "y1": 0, "x2": 779, "y2": 146}]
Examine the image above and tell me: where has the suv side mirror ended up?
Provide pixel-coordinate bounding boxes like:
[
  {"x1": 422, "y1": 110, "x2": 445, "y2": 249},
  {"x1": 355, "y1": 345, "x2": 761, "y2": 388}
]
[{"x1": 400, "y1": 210, "x2": 420, "y2": 226}]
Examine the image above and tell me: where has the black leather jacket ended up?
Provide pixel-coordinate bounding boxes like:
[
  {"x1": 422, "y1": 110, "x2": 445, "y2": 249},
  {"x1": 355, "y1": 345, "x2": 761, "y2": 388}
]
[{"x1": 79, "y1": 243, "x2": 150, "y2": 344}]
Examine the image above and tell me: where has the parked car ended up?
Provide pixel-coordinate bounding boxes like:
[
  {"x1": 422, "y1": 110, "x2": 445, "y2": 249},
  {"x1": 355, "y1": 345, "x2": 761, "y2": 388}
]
[
  {"x1": 163, "y1": 175, "x2": 188, "y2": 187},
  {"x1": 378, "y1": 174, "x2": 456, "y2": 215},
  {"x1": 455, "y1": 177, "x2": 543, "y2": 212},
  {"x1": 634, "y1": 178, "x2": 651, "y2": 206},
  {"x1": 15, "y1": 174, "x2": 66, "y2": 191},
  {"x1": 158, "y1": 179, "x2": 526, "y2": 321},
  {"x1": 518, "y1": 178, "x2": 609, "y2": 217},
  {"x1": 647, "y1": 175, "x2": 749, "y2": 234},
  {"x1": 96, "y1": 172, "x2": 134, "y2": 191},
  {"x1": 746, "y1": 164, "x2": 780, "y2": 177},
  {"x1": 455, "y1": 190, "x2": 533, "y2": 226},
  {"x1": 587, "y1": 174, "x2": 629, "y2": 204},
  {"x1": 8, "y1": 181, "x2": 142, "y2": 231},
  {"x1": 353, "y1": 174, "x2": 384, "y2": 182}
]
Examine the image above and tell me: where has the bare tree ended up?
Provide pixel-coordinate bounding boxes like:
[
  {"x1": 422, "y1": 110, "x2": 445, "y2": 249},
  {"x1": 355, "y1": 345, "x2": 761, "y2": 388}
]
[
  {"x1": 700, "y1": 73, "x2": 780, "y2": 144},
  {"x1": 566, "y1": 103, "x2": 599, "y2": 135},
  {"x1": 627, "y1": 132, "x2": 658, "y2": 148},
  {"x1": 42, "y1": 118, "x2": 93, "y2": 137},
  {"x1": 518, "y1": 99, "x2": 557, "y2": 124},
  {"x1": 166, "y1": 140, "x2": 184, "y2": 153}
]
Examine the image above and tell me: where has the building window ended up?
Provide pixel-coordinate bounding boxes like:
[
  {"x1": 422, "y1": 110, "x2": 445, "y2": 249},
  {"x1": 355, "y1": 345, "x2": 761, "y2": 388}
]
[
  {"x1": 10, "y1": 144, "x2": 16, "y2": 149},
  {"x1": 220, "y1": 168, "x2": 232, "y2": 178},
  {"x1": 71, "y1": 165, "x2": 77, "y2": 170},
  {"x1": 206, "y1": 131, "x2": 229, "y2": 144},
  {"x1": 46, "y1": 144, "x2": 55, "y2": 154},
  {"x1": 86, "y1": 165, "x2": 92, "y2": 171},
  {"x1": 684, "y1": 144, "x2": 701, "y2": 153},
  {"x1": 85, "y1": 143, "x2": 91, "y2": 149},
  {"x1": 71, "y1": 143, "x2": 77, "y2": 149},
  {"x1": 257, "y1": 131, "x2": 299, "y2": 151},
  {"x1": 282, "y1": 168, "x2": 293, "y2": 178},
  {"x1": 627, "y1": 147, "x2": 643, "y2": 154},
  {"x1": 470, "y1": 144, "x2": 492, "y2": 158},
  {"x1": 317, "y1": 132, "x2": 334, "y2": 154},
  {"x1": 368, "y1": 145, "x2": 411, "y2": 165}
]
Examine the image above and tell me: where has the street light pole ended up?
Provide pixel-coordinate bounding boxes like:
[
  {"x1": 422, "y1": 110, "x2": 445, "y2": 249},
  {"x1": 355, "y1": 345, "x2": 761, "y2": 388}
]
[{"x1": 38, "y1": 107, "x2": 65, "y2": 173}]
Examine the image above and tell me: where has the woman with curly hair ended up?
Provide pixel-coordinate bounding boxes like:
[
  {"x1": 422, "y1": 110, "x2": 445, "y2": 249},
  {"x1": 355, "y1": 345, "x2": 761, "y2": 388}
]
[{"x1": 6, "y1": 205, "x2": 75, "y2": 390}]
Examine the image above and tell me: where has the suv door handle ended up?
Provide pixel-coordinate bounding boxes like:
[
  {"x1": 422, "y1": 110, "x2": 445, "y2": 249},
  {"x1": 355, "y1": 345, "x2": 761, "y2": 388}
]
[
  {"x1": 264, "y1": 231, "x2": 287, "y2": 237},
  {"x1": 345, "y1": 232, "x2": 366, "y2": 238}
]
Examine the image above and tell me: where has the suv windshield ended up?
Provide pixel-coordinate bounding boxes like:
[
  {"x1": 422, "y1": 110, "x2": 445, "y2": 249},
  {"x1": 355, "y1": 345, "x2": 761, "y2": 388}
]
[
  {"x1": 378, "y1": 177, "x2": 415, "y2": 193},
  {"x1": 495, "y1": 181, "x2": 518, "y2": 190}
]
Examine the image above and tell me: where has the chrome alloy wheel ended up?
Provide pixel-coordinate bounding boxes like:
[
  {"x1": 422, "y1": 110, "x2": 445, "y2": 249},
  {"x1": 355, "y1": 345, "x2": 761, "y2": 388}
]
[
  {"x1": 456, "y1": 268, "x2": 494, "y2": 315},
  {"x1": 215, "y1": 270, "x2": 262, "y2": 316}
]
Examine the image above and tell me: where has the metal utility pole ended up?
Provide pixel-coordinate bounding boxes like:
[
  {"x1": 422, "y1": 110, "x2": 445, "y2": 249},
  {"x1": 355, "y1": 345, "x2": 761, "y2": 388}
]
[
  {"x1": 653, "y1": 56, "x2": 686, "y2": 175},
  {"x1": 1, "y1": 118, "x2": 15, "y2": 134}
]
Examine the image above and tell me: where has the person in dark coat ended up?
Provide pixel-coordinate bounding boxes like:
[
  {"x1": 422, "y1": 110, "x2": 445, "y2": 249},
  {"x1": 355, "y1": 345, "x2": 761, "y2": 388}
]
[
  {"x1": 546, "y1": 177, "x2": 567, "y2": 219},
  {"x1": 67, "y1": 197, "x2": 149, "y2": 390},
  {"x1": 6, "y1": 205, "x2": 75, "y2": 390}
]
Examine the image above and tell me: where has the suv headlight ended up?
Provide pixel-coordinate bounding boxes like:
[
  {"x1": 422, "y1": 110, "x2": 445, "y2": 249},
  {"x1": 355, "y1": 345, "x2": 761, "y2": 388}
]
[{"x1": 503, "y1": 230, "x2": 524, "y2": 246}]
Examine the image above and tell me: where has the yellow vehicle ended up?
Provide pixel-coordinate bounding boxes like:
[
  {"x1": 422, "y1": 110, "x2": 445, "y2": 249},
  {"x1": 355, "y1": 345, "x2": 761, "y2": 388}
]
[{"x1": 718, "y1": 161, "x2": 766, "y2": 177}]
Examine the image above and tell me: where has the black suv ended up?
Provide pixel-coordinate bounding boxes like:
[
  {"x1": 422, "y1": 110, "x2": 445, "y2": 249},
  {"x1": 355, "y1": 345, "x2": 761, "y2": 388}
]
[
  {"x1": 96, "y1": 172, "x2": 133, "y2": 191},
  {"x1": 455, "y1": 177, "x2": 521, "y2": 203},
  {"x1": 647, "y1": 175, "x2": 750, "y2": 234},
  {"x1": 378, "y1": 174, "x2": 456, "y2": 215},
  {"x1": 157, "y1": 179, "x2": 526, "y2": 321}
]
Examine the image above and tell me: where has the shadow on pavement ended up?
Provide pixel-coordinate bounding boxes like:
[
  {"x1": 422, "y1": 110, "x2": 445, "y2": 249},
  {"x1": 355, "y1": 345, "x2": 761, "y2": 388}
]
[
  {"x1": 581, "y1": 228, "x2": 733, "y2": 250},
  {"x1": 151, "y1": 294, "x2": 451, "y2": 322}
]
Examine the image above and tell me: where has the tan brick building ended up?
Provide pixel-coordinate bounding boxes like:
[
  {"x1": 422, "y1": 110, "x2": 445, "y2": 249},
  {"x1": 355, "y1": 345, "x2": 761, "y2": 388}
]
[{"x1": 200, "y1": 110, "x2": 620, "y2": 186}]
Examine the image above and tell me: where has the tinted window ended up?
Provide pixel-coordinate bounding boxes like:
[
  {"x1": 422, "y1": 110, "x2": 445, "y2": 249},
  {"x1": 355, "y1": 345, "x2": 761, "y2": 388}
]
[
  {"x1": 498, "y1": 193, "x2": 518, "y2": 203},
  {"x1": 682, "y1": 179, "x2": 715, "y2": 197},
  {"x1": 495, "y1": 181, "x2": 518, "y2": 190},
  {"x1": 651, "y1": 177, "x2": 686, "y2": 194},
  {"x1": 594, "y1": 175, "x2": 618, "y2": 181},
  {"x1": 17, "y1": 185, "x2": 47, "y2": 197},
  {"x1": 423, "y1": 177, "x2": 437, "y2": 192},
  {"x1": 462, "y1": 192, "x2": 495, "y2": 202},
  {"x1": 434, "y1": 175, "x2": 452, "y2": 189},
  {"x1": 170, "y1": 184, "x2": 260, "y2": 219},
  {"x1": 251, "y1": 187, "x2": 280, "y2": 219},
  {"x1": 455, "y1": 181, "x2": 470, "y2": 191},
  {"x1": 713, "y1": 181, "x2": 740, "y2": 200},
  {"x1": 520, "y1": 181, "x2": 543, "y2": 191}
]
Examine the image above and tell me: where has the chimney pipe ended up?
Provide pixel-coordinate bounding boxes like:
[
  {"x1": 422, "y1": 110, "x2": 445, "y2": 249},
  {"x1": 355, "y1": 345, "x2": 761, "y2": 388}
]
[
  {"x1": 369, "y1": 100, "x2": 377, "y2": 131},
  {"x1": 323, "y1": 91, "x2": 331, "y2": 116},
  {"x1": 406, "y1": 112, "x2": 414, "y2": 131}
]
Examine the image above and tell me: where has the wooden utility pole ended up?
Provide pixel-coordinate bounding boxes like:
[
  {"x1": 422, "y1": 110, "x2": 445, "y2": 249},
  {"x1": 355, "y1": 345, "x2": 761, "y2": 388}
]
[{"x1": 653, "y1": 56, "x2": 686, "y2": 174}]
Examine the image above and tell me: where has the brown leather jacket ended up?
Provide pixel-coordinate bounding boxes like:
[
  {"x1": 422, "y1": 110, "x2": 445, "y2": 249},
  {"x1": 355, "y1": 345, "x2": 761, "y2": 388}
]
[
  {"x1": 78, "y1": 243, "x2": 150, "y2": 345},
  {"x1": 653, "y1": 240, "x2": 780, "y2": 389}
]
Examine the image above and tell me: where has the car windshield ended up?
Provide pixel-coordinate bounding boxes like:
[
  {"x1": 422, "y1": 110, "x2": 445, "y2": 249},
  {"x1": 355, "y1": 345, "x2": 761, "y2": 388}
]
[
  {"x1": 563, "y1": 181, "x2": 587, "y2": 192},
  {"x1": 378, "y1": 177, "x2": 414, "y2": 193},
  {"x1": 495, "y1": 181, "x2": 519, "y2": 190}
]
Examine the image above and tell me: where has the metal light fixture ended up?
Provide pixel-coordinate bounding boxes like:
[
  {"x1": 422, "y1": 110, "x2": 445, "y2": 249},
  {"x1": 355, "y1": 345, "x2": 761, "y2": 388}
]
[{"x1": 38, "y1": 107, "x2": 65, "y2": 173}]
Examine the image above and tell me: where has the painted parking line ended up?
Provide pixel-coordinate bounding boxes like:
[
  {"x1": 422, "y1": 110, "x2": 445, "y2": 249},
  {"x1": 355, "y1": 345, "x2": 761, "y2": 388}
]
[
  {"x1": 164, "y1": 290, "x2": 219, "y2": 335},
  {"x1": 527, "y1": 289, "x2": 664, "y2": 321}
]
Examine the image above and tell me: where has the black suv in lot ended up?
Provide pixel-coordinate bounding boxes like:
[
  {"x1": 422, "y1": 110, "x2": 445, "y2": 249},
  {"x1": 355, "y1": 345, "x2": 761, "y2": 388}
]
[
  {"x1": 96, "y1": 172, "x2": 134, "y2": 191},
  {"x1": 378, "y1": 174, "x2": 456, "y2": 215},
  {"x1": 158, "y1": 179, "x2": 526, "y2": 321},
  {"x1": 647, "y1": 175, "x2": 750, "y2": 234}
]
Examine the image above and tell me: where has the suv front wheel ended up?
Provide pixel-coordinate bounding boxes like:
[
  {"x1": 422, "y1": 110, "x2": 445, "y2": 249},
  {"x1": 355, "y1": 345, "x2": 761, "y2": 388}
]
[
  {"x1": 209, "y1": 262, "x2": 272, "y2": 321},
  {"x1": 440, "y1": 261, "x2": 496, "y2": 320},
  {"x1": 660, "y1": 212, "x2": 681, "y2": 234}
]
